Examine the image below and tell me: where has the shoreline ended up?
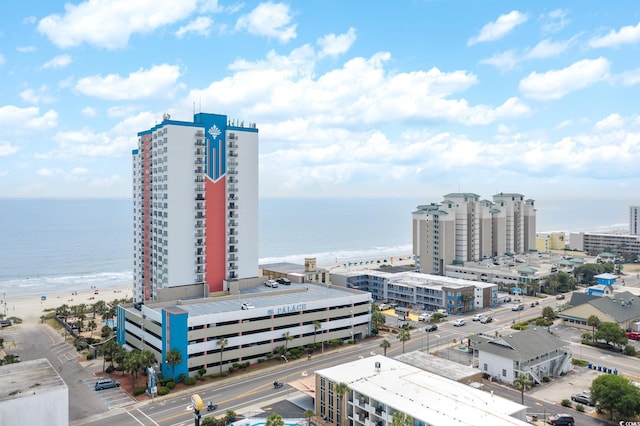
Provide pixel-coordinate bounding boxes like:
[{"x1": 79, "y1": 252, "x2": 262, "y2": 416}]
[{"x1": 1, "y1": 286, "x2": 132, "y2": 326}]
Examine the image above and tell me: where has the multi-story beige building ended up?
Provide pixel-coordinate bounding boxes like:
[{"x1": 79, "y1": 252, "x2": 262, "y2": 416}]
[{"x1": 413, "y1": 193, "x2": 536, "y2": 275}]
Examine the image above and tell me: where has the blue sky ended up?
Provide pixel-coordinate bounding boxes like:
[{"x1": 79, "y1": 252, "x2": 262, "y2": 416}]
[{"x1": 1, "y1": 1, "x2": 640, "y2": 201}]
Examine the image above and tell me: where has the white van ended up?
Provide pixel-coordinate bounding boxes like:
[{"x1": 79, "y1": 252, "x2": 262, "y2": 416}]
[
  {"x1": 511, "y1": 303, "x2": 524, "y2": 311},
  {"x1": 436, "y1": 308, "x2": 448, "y2": 317}
]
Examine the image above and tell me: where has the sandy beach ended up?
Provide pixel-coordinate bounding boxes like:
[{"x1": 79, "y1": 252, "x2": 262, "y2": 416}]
[{"x1": 1, "y1": 286, "x2": 132, "y2": 326}]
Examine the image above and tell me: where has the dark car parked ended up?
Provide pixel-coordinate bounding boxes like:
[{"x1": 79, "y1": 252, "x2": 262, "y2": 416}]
[
  {"x1": 425, "y1": 324, "x2": 438, "y2": 332},
  {"x1": 548, "y1": 414, "x2": 574, "y2": 426},
  {"x1": 276, "y1": 278, "x2": 291, "y2": 285}
]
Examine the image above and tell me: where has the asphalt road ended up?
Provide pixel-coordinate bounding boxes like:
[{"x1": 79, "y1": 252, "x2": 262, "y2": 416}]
[{"x1": 4, "y1": 290, "x2": 638, "y2": 425}]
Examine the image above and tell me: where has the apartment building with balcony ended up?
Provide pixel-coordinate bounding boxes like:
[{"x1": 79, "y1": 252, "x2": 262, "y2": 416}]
[
  {"x1": 412, "y1": 192, "x2": 536, "y2": 275},
  {"x1": 132, "y1": 113, "x2": 258, "y2": 302},
  {"x1": 315, "y1": 355, "x2": 529, "y2": 426}
]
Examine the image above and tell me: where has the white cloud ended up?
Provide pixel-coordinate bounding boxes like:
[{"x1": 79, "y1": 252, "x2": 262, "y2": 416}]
[
  {"x1": 0, "y1": 54, "x2": 4, "y2": 67},
  {"x1": 0, "y1": 142, "x2": 19, "y2": 156},
  {"x1": 20, "y1": 86, "x2": 56, "y2": 104},
  {"x1": 191, "y1": 47, "x2": 529, "y2": 127},
  {"x1": 524, "y1": 38, "x2": 572, "y2": 59},
  {"x1": 519, "y1": 57, "x2": 610, "y2": 100},
  {"x1": 235, "y1": 2, "x2": 297, "y2": 43},
  {"x1": 37, "y1": 0, "x2": 200, "y2": 49},
  {"x1": 81, "y1": 107, "x2": 97, "y2": 118},
  {"x1": 42, "y1": 54, "x2": 72, "y2": 69},
  {"x1": 617, "y1": 68, "x2": 640, "y2": 86},
  {"x1": 481, "y1": 38, "x2": 573, "y2": 72},
  {"x1": 175, "y1": 16, "x2": 213, "y2": 38},
  {"x1": 480, "y1": 50, "x2": 519, "y2": 71},
  {"x1": 540, "y1": 9, "x2": 569, "y2": 34},
  {"x1": 16, "y1": 46, "x2": 36, "y2": 53},
  {"x1": 468, "y1": 11, "x2": 528, "y2": 46},
  {"x1": 0, "y1": 106, "x2": 58, "y2": 131},
  {"x1": 589, "y1": 21, "x2": 640, "y2": 48},
  {"x1": 317, "y1": 28, "x2": 356, "y2": 58},
  {"x1": 75, "y1": 64, "x2": 183, "y2": 100},
  {"x1": 37, "y1": 168, "x2": 63, "y2": 176},
  {"x1": 35, "y1": 111, "x2": 156, "y2": 160},
  {"x1": 595, "y1": 113, "x2": 624, "y2": 130},
  {"x1": 70, "y1": 167, "x2": 90, "y2": 175}
]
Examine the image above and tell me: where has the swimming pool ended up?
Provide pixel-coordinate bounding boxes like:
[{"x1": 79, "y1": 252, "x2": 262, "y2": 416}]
[{"x1": 101, "y1": 319, "x2": 116, "y2": 328}]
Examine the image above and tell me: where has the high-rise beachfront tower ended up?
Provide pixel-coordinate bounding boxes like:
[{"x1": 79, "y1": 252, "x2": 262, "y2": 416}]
[
  {"x1": 132, "y1": 113, "x2": 258, "y2": 303},
  {"x1": 412, "y1": 192, "x2": 536, "y2": 275},
  {"x1": 631, "y1": 206, "x2": 640, "y2": 235}
]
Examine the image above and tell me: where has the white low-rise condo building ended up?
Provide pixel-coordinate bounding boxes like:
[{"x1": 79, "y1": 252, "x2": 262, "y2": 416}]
[{"x1": 315, "y1": 355, "x2": 530, "y2": 426}]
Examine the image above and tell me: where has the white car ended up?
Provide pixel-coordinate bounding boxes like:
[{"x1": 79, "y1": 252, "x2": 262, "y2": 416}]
[
  {"x1": 418, "y1": 313, "x2": 432, "y2": 322},
  {"x1": 264, "y1": 280, "x2": 279, "y2": 288},
  {"x1": 241, "y1": 302, "x2": 255, "y2": 310},
  {"x1": 472, "y1": 313, "x2": 485, "y2": 321},
  {"x1": 452, "y1": 319, "x2": 466, "y2": 327}
]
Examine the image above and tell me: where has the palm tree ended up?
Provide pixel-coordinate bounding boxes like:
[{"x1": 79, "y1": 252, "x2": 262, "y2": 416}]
[
  {"x1": 313, "y1": 321, "x2": 321, "y2": 345},
  {"x1": 304, "y1": 409, "x2": 315, "y2": 426},
  {"x1": 165, "y1": 348, "x2": 182, "y2": 381},
  {"x1": 380, "y1": 339, "x2": 391, "y2": 356},
  {"x1": 102, "y1": 339, "x2": 119, "y2": 371},
  {"x1": 397, "y1": 329, "x2": 411, "y2": 354},
  {"x1": 265, "y1": 413, "x2": 284, "y2": 426},
  {"x1": 283, "y1": 331, "x2": 294, "y2": 354},
  {"x1": 462, "y1": 293, "x2": 474, "y2": 312},
  {"x1": 588, "y1": 315, "x2": 601, "y2": 342},
  {"x1": 87, "y1": 319, "x2": 97, "y2": 337},
  {"x1": 217, "y1": 337, "x2": 228, "y2": 374},
  {"x1": 392, "y1": 411, "x2": 413, "y2": 426},
  {"x1": 123, "y1": 349, "x2": 144, "y2": 388},
  {"x1": 371, "y1": 309, "x2": 386, "y2": 333},
  {"x1": 513, "y1": 373, "x2": 533, "y2": 405},
  {"x1": 334, "y1": 382, "x2": 350, "y2": 423}
]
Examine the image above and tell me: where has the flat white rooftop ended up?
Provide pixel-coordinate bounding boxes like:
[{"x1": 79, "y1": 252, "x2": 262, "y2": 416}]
[{"x1": 316, "y1": 354, "x2": 529, "y2": 426}]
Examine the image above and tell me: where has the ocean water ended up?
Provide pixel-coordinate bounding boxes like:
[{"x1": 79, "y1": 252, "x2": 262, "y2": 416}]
[{"x1": 0, "y1": 197, "x2": 632, "y2": 298}]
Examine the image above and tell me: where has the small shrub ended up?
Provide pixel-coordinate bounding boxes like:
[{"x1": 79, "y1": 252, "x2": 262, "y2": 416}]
[
  {"x1": 575, "y1": 404, "x2": 585, "y2": 412},
  {"x1": 178, "y1": 373, "x2": 186, "y2": 383},
  {"x1": 209, "y1": 373, "x2": 220, "y2": 379},
  {"x1": 166, "y1": 381, "x2": 175, "y2": 389},
  {"x1": 258, "y1": 358, "x2": 265, "y2": 363},
  {"x1": 75, "y1": 340, "x2": 88, "y2": 351},
  {"x1": 572, "y1": 359, "x2": 588, "y2": 367},
  {"x1": 86, "y1": 352, "x2": 94, "y2": 360},
  {"x1": 201, "y1": 418, "x2": 218, "y2": 425},
  {"x1": 542, "y1": 376, "x2": 550, "y2": 382},
  {"x1": 157, "y1": 386, "x2": 169, "y2": 396},
  {"x1": 105, "y1": 365, "x2": 115, "y2": 374},
  {"x1": 624, "y1": 345, "x2": 636, "y2": 356},
  {"x1": 184, "y1": 377, "x2": 197, "y2": 385},
  {"x1": 133, "y1": 386, "x2": 147, "y2": 396},
  {"x1": 561, "y1": 399, "x2": 572, "y2": 407},
  {"x1": 198, "y1": 367, "x2": 207, "y2": 377}
]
